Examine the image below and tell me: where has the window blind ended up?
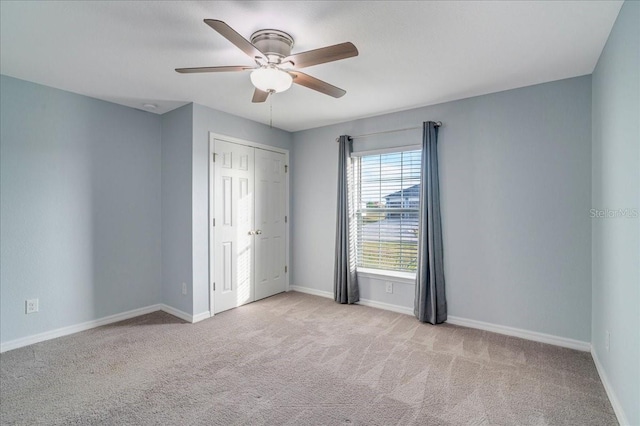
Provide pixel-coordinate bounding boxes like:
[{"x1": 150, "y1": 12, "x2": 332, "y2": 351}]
[{"x1": 354, "y1": 150, "x2": 422, "y2": 273}]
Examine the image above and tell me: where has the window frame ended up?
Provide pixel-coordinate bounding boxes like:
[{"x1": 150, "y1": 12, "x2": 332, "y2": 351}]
[{"x1": 351, "y1": 145, "x2": 422, "y2": 278}]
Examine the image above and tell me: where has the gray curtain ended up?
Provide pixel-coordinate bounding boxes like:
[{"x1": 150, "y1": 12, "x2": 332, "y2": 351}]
[
  {"x1": 334, "y1": 135, "x2": 359, "y2": 304},
  {"x1": 414, "y1": 122, "x2": 447, "y2": 324}
]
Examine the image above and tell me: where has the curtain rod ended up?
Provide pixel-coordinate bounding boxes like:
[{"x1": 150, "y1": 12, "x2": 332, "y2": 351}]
[{"x1": 335, "y1": 122, "x2": 442, "y2": 142}]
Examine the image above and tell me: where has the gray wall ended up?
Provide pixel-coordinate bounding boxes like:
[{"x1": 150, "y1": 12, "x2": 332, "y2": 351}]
[
  {"x1": 591, "y1": 1, "x2": 640, "y2": 424},
  {"x1": 160, "y1": 104, "x2": 194, "y2": 314},
  {"x1": 292, "y1": 76, "x2": 593, "y2": 342},
  {"x1": 0, "y1": 75, "x2": 294, "y2": 344},
  {"x1": 1, "y1": 75, "x2": 162, "y2": 344},
  {"x1": 191, "y1": 104, "x2": 293, "y2": 316}
]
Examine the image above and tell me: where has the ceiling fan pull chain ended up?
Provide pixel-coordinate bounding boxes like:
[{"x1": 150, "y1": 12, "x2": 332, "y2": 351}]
[{"x1": 270, "y1": 97, "x2": 273, "y2": 129}]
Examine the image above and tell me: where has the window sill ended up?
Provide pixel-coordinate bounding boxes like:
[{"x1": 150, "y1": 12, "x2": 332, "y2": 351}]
[{"x1": 356, "y1": 268, "x2": 416, "y2": 285}]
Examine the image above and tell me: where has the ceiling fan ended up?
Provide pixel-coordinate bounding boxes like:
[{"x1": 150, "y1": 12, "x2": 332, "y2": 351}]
[{"x1": 176, "y1": 20, "x2": 358, "y2": 103}]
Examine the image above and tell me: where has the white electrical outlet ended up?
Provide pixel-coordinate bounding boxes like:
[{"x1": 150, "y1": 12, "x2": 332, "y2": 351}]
[
  {"x1": 606, "y1": 331, "x2": 610, "y2": 352},
  {"x1": 182, "y1": 282, "x2": 187, "y2": 295},
  {"x1": 25, "y1": 299, "x2": 39, "y2": 314},
  {"x1": 385, "y1": 282, "x2": 393, "y2": 294}
]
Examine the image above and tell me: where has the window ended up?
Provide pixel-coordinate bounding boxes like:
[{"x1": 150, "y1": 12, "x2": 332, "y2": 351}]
[{"x1": 354, "y1": 150, "x2": 422, "y2": 273}]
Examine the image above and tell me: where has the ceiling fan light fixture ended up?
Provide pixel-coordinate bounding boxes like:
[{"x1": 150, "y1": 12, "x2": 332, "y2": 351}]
[{"x1": 250, "y1": 67, "x2": 293, "y2": 93}]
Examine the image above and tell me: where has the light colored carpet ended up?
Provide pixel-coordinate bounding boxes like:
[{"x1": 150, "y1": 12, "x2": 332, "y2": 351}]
[{"x1": 1, "y1": 291, "x2": 616, "y2": 425}]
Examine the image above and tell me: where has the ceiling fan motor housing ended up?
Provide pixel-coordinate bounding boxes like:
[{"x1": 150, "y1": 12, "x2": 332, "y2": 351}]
[{"x1": 250, "y1": 29, "x2": 294, "y2": 63}]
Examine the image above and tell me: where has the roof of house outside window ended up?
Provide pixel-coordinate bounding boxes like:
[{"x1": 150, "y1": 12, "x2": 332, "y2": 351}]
[{"x1": 384, "y1": 184, "x2": 420, "y2": 200}]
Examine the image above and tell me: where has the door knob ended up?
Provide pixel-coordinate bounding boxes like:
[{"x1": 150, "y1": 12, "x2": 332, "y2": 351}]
[
  {"x1": 248, "y1": 230, "x2": 255, "y2": 235},
  {"x1": 256, "y1": 230, "x2": 263, "y2": 235}
]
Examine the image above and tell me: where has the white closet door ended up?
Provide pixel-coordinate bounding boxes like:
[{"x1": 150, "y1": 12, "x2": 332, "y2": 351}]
[
  {"x1": 213, "y1": 140, "x2": 255, "y2": 314},
  {"x1": 254, "y1": 148, "x2": 287, "y2": 301}
]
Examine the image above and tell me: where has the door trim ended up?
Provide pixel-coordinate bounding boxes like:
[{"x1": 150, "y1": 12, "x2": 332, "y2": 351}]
[{"x1": 208, "y1": 132, "x2": 290, "y2": 317}]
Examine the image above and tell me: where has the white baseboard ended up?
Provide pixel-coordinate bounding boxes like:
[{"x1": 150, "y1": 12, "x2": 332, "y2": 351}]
[
  {"x1": 357, "y1": 298, "x2": 414, "y2": 316},
  {"x1": 447, "y1": 316, "x2": 591, "y2": 352},
  {"x1": 0, "y1": 303, "x2": 213, "y2": 353},
  {"x1": 1, "y1": 286, "x2": 592, "y2": 357},
  {"x1": 192, "y1": 310, "x2": 212, "y2": 323},
  {"x1": 591, "y1": 348, "x2": 630, "y2": 426},
  {"x1": 289, "y1": 285, "x2": 333, "y2": 299},
  {"x1": 159, "y1": 305, "x2": 211, "y2": 323},
  {"x1": 288, "y1": 285, "x2": 415, "y2": 316},
  {"x1": 0, "y1": 304, "x2": 163, "y2": 353},
  {"x1": 159, "y1": 304, "x2": 193, "y2": 323},
  {"x1": 289, "y1": 285, "x2": 590, "y2": 352}
]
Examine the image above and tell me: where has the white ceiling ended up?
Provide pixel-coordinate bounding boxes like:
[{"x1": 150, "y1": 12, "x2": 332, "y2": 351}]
[{"x1": 0, "y1": 1, "x2": 622, "y2": 132}]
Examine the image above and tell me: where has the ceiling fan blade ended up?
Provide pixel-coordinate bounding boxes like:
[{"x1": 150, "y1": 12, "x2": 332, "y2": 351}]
[
  {"x1": 283, "y1": 42, "x2": 358, "y2": 69},
  {"x1": 289, "y1": 71, "x2": 346, "y2": 98},
  {"x1": 175, "y1": 66, "x2": 253, "y2": 74},
  {"x1": 204, "y1": 19, "x2": 265, "y2": 60},
  {"x1": 252, "y1": 89, "x2": 270, "y2": 103}
]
